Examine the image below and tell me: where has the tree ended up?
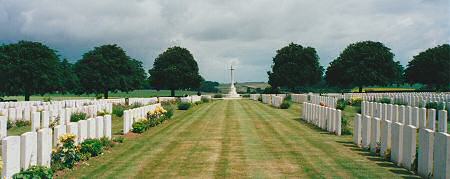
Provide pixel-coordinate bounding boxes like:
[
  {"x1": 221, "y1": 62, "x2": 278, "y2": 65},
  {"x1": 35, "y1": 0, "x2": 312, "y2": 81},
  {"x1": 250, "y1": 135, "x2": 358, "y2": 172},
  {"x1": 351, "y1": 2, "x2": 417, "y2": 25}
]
[
  {"x1": 59, "y1": 59, "x2": 80, "y2": 94},
  {"x1": 75, "y1": 44, "x2": 146, "y2": 98},
  {"x1": 148, "y1": 46, "x2": 203, "y2": 96},
  {"x1": 0, "y1": 41, "x2": 63, "y2": 101},
  {"x1": 267, "y1": 43, "x2": 323, "y2": 90},
  {"x1": 405, "y1": 44, "x2": 450, "y2": 90},
  {"x1": 199, "y1": 81, "x2": 220, "y2": 93},
  {"x1": 325, "y1": 41, "x2": 403, "y2": 92}
]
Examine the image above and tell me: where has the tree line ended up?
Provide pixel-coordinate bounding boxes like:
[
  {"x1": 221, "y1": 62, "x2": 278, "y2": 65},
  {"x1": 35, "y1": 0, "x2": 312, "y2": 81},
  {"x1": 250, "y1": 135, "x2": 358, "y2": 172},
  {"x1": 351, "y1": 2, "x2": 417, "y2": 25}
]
[
  {"x1": 0, "y1": 41, "x2": 203, "y2": 100},
  {"x1": 268, "y1": 41, "x2": 450, "y2": 92}
]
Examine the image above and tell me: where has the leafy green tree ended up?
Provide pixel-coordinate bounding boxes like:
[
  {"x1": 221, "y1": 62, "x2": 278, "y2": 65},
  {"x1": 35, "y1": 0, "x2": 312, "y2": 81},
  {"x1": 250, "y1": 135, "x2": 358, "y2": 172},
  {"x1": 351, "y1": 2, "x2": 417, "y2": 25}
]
[
  {"x1": 75, "y1": 44, "x2": 146, "y2": 98},
  {"x1": 59, "y1": 59, "x2": 80, "y2": 94},
  {"x1": 405, "y1": 44, "x2": 450, "y2": 90},
  {"x1": 199, "y1": 81, "x2": 220, "y2": 93},
  {"x1": 325, "y1": 41, "x2": 403, "y2": 92},
  {"x1": 148, "y1": 46, "x2": 203, "y2": 96},
  {"x1": 267, "y1": 43, "x2": 323, "y2": 90},
  {"x1": 0, "y1": 41, "x2": 63, "y2": 101}
]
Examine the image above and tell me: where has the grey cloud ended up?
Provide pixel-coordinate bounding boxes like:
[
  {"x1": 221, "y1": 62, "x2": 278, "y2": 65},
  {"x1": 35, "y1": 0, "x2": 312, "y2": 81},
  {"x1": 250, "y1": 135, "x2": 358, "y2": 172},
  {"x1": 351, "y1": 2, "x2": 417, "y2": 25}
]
[{"x1": 0, "y1": 0, "x2": 448, "y2": 82}]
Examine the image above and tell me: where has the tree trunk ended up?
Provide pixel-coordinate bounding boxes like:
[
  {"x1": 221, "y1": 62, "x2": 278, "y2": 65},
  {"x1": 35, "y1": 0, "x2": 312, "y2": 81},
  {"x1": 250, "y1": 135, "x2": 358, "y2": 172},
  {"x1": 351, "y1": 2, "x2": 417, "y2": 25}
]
[
  {"x1": 25, "y1": 94, "x2": 30, "y2": 101},
  {"x1": 358, "y1": 86, "x2": 363, "y2": 93},
  {"x1": 171, "y1": 89, "x2": 175, "y2": 97},
  {"x1": 104, "y1": 90, "x2": 109, "y2": 99}
]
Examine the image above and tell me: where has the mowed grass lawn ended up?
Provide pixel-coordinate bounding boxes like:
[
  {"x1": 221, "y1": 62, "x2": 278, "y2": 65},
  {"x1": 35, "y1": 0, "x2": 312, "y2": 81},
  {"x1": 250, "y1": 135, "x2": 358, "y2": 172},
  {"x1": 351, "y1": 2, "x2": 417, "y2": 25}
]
[{"x1": 58, "y1": 100, "x2": 418, "y2": 178}]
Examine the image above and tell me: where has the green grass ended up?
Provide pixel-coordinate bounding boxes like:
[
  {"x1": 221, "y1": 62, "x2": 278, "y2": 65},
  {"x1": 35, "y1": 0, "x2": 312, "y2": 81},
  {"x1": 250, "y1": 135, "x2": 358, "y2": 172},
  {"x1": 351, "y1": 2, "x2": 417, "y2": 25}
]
[
  {"x1": 7, "y1": 125, "x2": 31, "y2": 136},
  {"x1": 2, "y1": 89, "x2": 201, "y2": 101},
  {"x1": 57, "y1": 100, "x2": 416, "y2": 178}
]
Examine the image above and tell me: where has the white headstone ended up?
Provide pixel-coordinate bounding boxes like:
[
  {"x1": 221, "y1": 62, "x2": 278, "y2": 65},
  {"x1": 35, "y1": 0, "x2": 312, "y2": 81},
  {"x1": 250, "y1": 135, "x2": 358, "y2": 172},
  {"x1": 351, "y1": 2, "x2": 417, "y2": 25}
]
[
  {"x1": 20, "y1": 132, "x2": 37, "y2": 170},
  {"x1": 0, "y1": 116, "x2": 7, "y2": 139},
  {"x1": 31, "y1": 112, "x2": 41, "y2": 132},
  {"x1": 353, "y1": 114, "x2": 362, "y2": 146},
  {"x1": 335, "y1": 110, "x2": 342, "y2": 136},
  {"x1": 87, "y1": 118, "x2": 96, "y2": 139},
  {"x1": 95, "y1": 116, "x2": 104, "y2": 138},
  {"x1": 380, "y1": 119, "x2": 391, "y2": 158},
  {"x1": 433, "y1": 132, "x2": 450, "y2": 179},
  {"x1": 78, "y1": 120, "x2": 88, "y2": 143},
  {"x1": 41, "y1": 111, "x2": 50, "y2": 128},
  {"x1": 37, "y1": 128, "x2": 52, "y2": 167},
  {"x1": 438, "y1": 110, "x2": 447, "y2": 133},
  {"x1": 362, "y1": 115, "x2": 371, "y2": 149},
  {"x1": 104, "y1": 115, "x2": 112, "y2": 139},
  {"x1": 418, "y1": 128, "x2": 434, "y2": 178},
  {"x1": 427, "y1": 109, "x2": 436, "y2": 131},
  {"x1": 53, "y1": 125, "x2": 66, "y2": 147},
  {"x1": 391, "y1": 122, "x2": 403, "y2": 165},
  {"x1": 370, "y1": 117, "x2": 381, "y2": 153},
  {"x1": 2, "y1": 136, "x2": 21, "y2": 179},
  {"x1": 402, "y1": 125, "x2": 417, "y2": 170}
]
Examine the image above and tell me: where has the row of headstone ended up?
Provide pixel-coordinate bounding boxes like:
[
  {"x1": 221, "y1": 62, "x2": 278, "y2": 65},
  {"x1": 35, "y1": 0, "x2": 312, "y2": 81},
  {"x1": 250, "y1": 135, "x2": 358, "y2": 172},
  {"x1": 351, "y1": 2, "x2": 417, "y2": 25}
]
[
  {"x1": 353, "y1": 108, "x2": 449, "y2": 178},
  {"x1": 360, "y1": 101, "x2": 448, "y2": 131},
  {"x1": 0, "y1": 102, "x2": 112, "y2": 122},
  {"x1": 180, "y1": 95, "x2": 203, "y2": 103},
  {"x1": 123, "y1": 103, "x2": 161, "y2": 134},
  {"x1": 128, "y1": 97, "x2": 158, "y2": 106},
  {"x1": 250, "y1": 94, "x2": 260, "y2": 101},
  {"x1": 291, "y1": 94, "x2": 308, "y2": 103},
  {"x1": 158, "y1": 97, "x2": 177, "y2": 103},
  {"x1": 271, "y1": 96, "x2": 284, "y2": 108},
  {"x1": 309, "y1": 95, "x2": 337, "y2": 108},
  {"x1": 302, "y1": 102, "x2": 342, "y2": 135},
  {"x1": 345, "y1": 92, "x2": 450, "y2": 107},
  {"x1": 1, "y1": 115, "x2": 112, "y2": 178}
]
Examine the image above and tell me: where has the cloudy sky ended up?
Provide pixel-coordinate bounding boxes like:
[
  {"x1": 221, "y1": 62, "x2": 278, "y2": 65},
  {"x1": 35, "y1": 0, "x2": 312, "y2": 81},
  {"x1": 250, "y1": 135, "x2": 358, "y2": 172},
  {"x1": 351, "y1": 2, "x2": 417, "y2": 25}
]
[{"x1": 1, "y1": 0, "x2": 449, "y2": 83}]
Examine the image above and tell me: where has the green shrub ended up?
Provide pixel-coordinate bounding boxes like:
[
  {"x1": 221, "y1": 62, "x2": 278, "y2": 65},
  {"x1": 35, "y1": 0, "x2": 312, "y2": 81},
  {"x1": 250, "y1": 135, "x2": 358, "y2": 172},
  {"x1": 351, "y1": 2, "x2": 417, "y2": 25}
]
[
  {"x1": 132, "y1": 121, "x2": 148, "y2": 133},
  {"x1": 194, "y1": 101, "x2": 203, "y2": 105},
  {"x1": 378, "y1": 98, "x2": 391, "y2": 104},
  {"x1": 201, "y1": 97, "x2": 211, "y2": 103},
  {"x1": 425, "y1": 102, "x2": 445, "y2": 111},
  {"x1": 241, "y1": 94, "x2": 250, "y2": 98},
  {"x1": 258, "y1": 96, "x2": 262, "y2": 102},
  {"x1": 130, "y1": 102, "x2": 143, "y2": 109},
  {"x1": 178, "y1": 102, "x2": 192, "y2": 110},
  {"x1": 213, "y1": 94, "x2": 223, "y2": 98},
  {"x1": 112, "y1": 104, "x2": 125, "y2": 117},
  {"x1": 51, "y1": 134, "x2": 81, "y2": 170},
  {"x1": 341, "y1": 116, "x2": 352, "y2": 135},
  {"x1": 336, "y1": 99, "x2": 347, "y2": 110},
  {"x1": 393, "y1": 99, "x2": 407, "y2": 106},
  {"x1": 15, "y1": 120, "x2": 31, "y2": 127},
  {"x1": 43, "y1": 97, "x2": 52, "y2": 102},
  {"x1": 80, "y1": 139, "x2": 104, "y2": 157},
  {"x1": 97, "y1": 110, "x2": 108, "y2": 116},
  {"x1": 12, "y1": 165, "x2": 53, "y2": 179},
  {"x1": 280, "y1": 101, "x2": 291, "y2": 109},
  {"x1": 100, "y1": 137, "x2": 114, "y2": 149},
  {"x1": 284, "y1": 95, "x2": 292, "y2": 102},
  {"x1": 163, "y1": 105, "x2": 174, "y2": 119},
  {"x1": 113, "y1": 136, "x2": 125, "y2": 143},
  {"x1": 350, "y1": 98, "x2": 363, "y2": 106},
  {"x1": 70, "y1": 112, "x2": 87, "y2": 122}
]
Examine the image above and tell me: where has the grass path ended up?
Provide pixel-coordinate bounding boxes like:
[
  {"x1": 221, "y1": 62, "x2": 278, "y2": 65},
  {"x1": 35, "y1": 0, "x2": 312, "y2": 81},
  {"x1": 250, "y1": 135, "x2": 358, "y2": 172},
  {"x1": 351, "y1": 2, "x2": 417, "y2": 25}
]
[{"x1": 58, "y1": 100, "x2": 418, "y2": 178}]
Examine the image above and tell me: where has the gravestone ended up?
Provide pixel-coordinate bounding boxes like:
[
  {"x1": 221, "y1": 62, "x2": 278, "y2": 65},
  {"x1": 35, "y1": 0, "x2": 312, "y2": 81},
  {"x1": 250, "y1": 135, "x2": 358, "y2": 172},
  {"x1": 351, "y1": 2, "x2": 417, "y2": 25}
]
[
  {"x1": 87, "y1": 118, "x2": 96, "y2": 139},
  {"x1": 2, "y1": 136, "x2": 21, "y2": 179},
  {"x1": 20, "y1": 132, "x2": 37, "y2": 170},
  {"x1": 0, "y1": 116, "x2": 7, "y2": 138},
  {"x1": 418, "y1": 128, "x2": 434, "y2": 178},
  {"x1": 95, "y1": 116, "x2": 104, "y2": 138},
  {"x1": 370, "y1": 117, "x2": 381, "y2": 153},
  {"x1": 353, "y1": 114, "x2": 362, "y2": 146},
  {"x1": 433, "y1": 132, "x2": 450, "y2": 179},
  {"x1": 362, "y1": 115, "x2": 371, "y2": 149},
  {"x1": 104, "y1": 115, "x2": 112, "y2": 139},
  {"x1": 78, "y1": 120, "x2": 88, "y2": 143},
  {"x1": 41, "y1": 111, "x2": 50, "y2": 128},
  {"x1": 402, "y1": 125, "x2": 417, "y2": 170},
  {"x1": 53, "y1": 125, "x2": 66, "y2": 147},
  {"x1": 391, "y1": 122, "x2": 403, "y2": 165},
  {"x1": 37, "y1": 128, "x2": 52, "y2": 167},
  {"x1": 438, "y1": 110, "x2": 447, "y2": 133},
  {"x1": 31, "y1": 112, "x2": 41, "y2": 132},
  {"x1": 380, "y1": 119, "x2": 391, "y2": 158},
  {"x1": 67, "y1": 122, "x2": 78, "y2": 144}
]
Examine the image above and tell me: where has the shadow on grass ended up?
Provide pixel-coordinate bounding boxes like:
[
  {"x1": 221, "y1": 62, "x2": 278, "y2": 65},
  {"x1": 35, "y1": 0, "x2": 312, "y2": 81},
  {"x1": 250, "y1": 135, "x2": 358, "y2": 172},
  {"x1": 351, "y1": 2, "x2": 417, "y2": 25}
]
[{"x1": 291, "y1": 117, "x2": 420, "y2": 179}]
